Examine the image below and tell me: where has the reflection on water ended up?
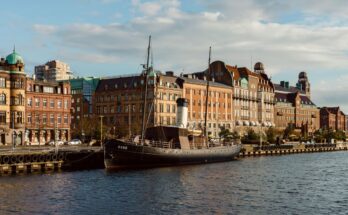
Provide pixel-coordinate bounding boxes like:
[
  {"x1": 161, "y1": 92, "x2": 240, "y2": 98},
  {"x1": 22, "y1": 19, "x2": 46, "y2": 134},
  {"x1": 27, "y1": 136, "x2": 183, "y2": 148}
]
[{"x1": 1, "y1": 152, "x2": 347, "y2": 214}]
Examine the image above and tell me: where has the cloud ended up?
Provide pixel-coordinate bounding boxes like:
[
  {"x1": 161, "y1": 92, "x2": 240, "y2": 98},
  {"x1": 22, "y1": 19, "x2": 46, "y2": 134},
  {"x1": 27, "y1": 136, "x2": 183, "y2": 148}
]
[
  {"x1": 32, "y1": 0, "x2": 348, "y2": 111},
  {"x1": 33, "y1": 24, "x2": 57, "y2": 34}
]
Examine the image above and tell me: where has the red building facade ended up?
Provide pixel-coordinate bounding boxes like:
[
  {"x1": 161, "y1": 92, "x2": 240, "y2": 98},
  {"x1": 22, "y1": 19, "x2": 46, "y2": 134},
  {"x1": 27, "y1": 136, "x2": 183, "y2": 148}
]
[{"x1": 25, "y1": 78, "x2": 71, "y2": 145}]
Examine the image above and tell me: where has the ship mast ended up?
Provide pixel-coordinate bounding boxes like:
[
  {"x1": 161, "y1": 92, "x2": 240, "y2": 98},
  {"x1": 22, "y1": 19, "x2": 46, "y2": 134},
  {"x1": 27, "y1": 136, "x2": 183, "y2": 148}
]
[
  {"x1": 204, "y1": 47, "x2": 211, "y2": 139},
  {"x1": 141, "y1": 35, "x2": 151, "y2": 144}
]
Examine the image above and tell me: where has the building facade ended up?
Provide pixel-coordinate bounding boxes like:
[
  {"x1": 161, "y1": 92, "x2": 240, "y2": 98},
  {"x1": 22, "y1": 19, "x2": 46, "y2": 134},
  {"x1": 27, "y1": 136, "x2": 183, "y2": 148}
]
[
  {"x1": 69, "y1": 77, "x2": 100, "y2": 133},
  {"x1": 274, "y1": 72, "x2": 320, "y2": 134},
  {"x1": 93, "y1": 71, "x2": 182, "y2": 138},
  {"x1": 35, "y1": 60, "x2": 73, "y2": 81},
  {"x1": 320, "y1": 107, "x2": 347, "y2": 131},
  {"x1": 25, "y1": 79, "x2": 72, "y2": 144},
  {"x1": 186, "y1": 61, "x2": 275, "y2": 136},
  {"x1": 0, "y1": 49, "x2": 26, "y2": 145}
]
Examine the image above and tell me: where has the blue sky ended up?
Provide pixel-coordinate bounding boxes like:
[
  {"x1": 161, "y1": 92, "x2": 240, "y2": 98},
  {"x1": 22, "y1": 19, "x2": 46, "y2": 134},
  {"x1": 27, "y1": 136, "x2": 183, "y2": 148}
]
[{"x1": 1, "y1": 0, "x2": 348, "y2": 111}]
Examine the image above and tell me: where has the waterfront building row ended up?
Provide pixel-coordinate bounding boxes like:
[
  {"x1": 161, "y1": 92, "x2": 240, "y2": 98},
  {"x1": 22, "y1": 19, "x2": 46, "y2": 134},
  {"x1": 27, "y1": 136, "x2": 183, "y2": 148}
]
[{"x1": 0, "y1": 49, "x2": 72, "y2": 146}]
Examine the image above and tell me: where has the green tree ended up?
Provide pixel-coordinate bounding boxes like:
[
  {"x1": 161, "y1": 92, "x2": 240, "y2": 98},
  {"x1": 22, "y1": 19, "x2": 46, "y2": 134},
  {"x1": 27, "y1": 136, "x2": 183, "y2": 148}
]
[{"x1": 266, "y1": 127, "x2": 276, "y2": 144}]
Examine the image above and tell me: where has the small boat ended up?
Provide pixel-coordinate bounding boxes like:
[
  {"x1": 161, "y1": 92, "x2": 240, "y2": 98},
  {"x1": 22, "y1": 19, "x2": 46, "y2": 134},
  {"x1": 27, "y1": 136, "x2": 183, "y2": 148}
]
[{"x1": 104, "y1": 36, "x2": 241, "y2": 170}]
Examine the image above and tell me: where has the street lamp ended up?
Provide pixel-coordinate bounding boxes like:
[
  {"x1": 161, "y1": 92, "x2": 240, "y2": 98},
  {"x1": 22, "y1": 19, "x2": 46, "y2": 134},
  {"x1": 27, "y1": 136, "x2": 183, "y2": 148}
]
[{"x1": 100, "y1": 115, "x2": 104, "y2": 149}]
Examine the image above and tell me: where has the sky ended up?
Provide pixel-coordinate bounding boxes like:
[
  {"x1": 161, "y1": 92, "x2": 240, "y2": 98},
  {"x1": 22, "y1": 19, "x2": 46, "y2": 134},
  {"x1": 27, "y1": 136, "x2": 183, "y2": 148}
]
[{"x1": 1, "y1": 0, "x2": 348, "y2": 112}]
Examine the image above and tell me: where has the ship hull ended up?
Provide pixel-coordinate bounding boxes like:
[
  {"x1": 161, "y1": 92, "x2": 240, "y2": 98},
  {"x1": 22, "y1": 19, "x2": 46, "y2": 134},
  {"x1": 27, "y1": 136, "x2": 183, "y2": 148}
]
[{"x1": 104, "y1": 139, "x2": 241, "y2": 169}]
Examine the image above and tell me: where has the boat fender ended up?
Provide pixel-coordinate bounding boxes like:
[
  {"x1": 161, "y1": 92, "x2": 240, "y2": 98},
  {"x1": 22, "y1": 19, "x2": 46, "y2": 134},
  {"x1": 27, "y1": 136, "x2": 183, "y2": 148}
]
[
  {"x1": 31, "y1": 154, "x2": 38, "y2": 162},
  {"x1": 2, "y1": 156, "x2": 9, "y2": 164},
  {"x1": 46, "y1": 154, "x2": 52, "y2": 162},
  {"x1": 58, "y1": 153, "x2": 64, "y2": 161},
  {"x1": 17, "y1": 155, "x2": 24, "y2": 163},
  {"x1": 39, "y1": 154, "x2": 46, "y2": 162},
  {"x1": 10, "y1": 156, "x2": 17, "y2": 164},
  {"x1": 52, "y1": 154, "x2": 58, "y2": 161},
  {"x1": 25, "y1": 155, "x2": 31, "y2": 163}
]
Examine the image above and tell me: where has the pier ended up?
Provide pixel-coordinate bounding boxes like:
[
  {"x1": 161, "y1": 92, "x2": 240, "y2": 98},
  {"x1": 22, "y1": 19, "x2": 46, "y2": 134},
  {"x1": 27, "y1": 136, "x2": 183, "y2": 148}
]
[
  {"x1": 239, "y1": 143, "x2": 348, "y2": 157},
  {"x1": 0, "y1": 146, "x2": 104, "y2": 175}
]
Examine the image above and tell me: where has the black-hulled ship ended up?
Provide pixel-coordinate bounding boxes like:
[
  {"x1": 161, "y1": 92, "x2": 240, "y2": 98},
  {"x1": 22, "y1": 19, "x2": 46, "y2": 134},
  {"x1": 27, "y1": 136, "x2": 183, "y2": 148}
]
[{"x1": 104, "y1": 37, "x2": 241, "y2": 170}]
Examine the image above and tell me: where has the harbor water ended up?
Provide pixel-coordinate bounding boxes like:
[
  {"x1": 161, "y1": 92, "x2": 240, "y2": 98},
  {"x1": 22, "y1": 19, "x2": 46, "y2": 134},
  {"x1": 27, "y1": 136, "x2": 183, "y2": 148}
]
[{"x1": 0, "y1": 151, "x2": 347, "y2": 214}]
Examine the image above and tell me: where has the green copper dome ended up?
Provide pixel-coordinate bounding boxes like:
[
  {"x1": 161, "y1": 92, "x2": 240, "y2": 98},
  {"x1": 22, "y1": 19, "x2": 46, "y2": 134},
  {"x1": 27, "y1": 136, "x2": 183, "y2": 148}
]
[{"x1": 6, "y1": 50, "x2": 24, "y2": 65}]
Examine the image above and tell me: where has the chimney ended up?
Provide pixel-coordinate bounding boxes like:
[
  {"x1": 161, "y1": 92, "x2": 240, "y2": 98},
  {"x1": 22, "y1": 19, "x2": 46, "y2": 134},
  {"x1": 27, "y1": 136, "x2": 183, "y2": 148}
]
[
  {"x1": 176, "y1": 98, "x2": 188, "y2": 128},
  {"x1": 165, "y1": 71, "x2": 174, "y2": 76},
  {"x1": 280, "y1": 81, "x2": 285, "y2": 87},
  {"x1": 285, "y1": 81, "x2": 289, "y2": 89}
]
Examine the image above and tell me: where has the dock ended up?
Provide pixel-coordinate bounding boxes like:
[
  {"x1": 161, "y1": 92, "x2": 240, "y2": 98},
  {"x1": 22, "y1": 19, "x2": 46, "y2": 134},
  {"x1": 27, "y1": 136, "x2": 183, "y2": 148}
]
[
  {"x1": 0, "y1": 145, "x2": 104, "y2": 175},
  {"x1": 239, "y1": 143, "x2": 348, "y2": 157}
]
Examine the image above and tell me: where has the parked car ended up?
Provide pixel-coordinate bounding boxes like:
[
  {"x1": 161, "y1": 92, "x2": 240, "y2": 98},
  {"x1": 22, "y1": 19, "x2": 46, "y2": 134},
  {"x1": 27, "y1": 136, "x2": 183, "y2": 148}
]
[
  {"x1": 68, "y1": 139, "x2": 82, "y2": 145},
  {"x1": 47, "y1": 140, "x2": 65, "y2": 146}
]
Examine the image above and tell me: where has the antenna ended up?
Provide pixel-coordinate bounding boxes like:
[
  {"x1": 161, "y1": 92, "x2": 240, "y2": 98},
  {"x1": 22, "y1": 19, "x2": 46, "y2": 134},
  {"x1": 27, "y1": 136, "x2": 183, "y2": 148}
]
[
  {"x1": 13, "y1": 44, "x2": 16, "y2": 53},
  {"x1": 250, "y1": 55, "x2": 253, "y2": 71}
]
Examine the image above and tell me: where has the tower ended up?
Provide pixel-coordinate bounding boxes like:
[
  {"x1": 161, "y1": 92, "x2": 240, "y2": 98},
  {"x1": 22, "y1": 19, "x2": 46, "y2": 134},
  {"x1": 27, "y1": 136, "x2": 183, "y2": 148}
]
[{"x1": 297, "y1": 71, "x2": 310, "y2": 99}]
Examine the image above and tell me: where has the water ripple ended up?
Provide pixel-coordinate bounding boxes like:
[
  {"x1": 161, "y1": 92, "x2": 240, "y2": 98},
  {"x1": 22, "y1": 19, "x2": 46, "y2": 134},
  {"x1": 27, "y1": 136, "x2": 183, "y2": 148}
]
[{"x1": 0, "y1": 152, "x2": 348, "y2": 214}]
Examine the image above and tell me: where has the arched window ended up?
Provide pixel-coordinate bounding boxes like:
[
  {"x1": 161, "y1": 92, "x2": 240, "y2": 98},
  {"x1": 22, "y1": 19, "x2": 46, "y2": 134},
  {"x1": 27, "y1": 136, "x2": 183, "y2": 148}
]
[{"x1": 0, "y1": 94, "x2": 6, "y2": 105}]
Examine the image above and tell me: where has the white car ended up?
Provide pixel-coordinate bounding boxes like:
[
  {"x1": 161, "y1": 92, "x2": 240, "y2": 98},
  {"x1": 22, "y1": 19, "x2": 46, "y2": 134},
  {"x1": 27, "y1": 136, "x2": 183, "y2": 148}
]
[
  {"x1": 47, "y1": 140, "x2": 64, "y2": 145},
  {"x1": 68, "y1": 139, "x2": 82, "y2": 145}
]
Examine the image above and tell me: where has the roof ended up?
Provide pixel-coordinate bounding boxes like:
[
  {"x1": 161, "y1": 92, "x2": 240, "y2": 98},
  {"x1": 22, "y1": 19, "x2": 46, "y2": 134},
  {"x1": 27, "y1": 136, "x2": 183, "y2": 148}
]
[
  {"x1": 275, "y1": 91, "x2": 316, "y2": 106},
  {"x1": 178, "y1": 77, "x2": 232, "y2": 89},
  {"x1": 6, "y1": 50, "x2": 24, "y2": 65},
  {"x1": 321, "y1": 107, "x2": 346, "y2": 115},
  {"x1": 274, "y1": 83, "x2": 306, "y2": 94}
]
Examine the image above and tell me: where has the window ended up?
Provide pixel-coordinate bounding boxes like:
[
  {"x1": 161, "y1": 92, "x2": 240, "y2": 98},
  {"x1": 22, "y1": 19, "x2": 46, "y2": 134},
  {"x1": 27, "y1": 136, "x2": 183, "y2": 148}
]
[
  {"x1": 35, "y1": 98, "x2": 40, "y2": 107},
  {"x1": 64, "y1": 114, "x2": 68, "y2": 124},
  {"x1": 50, "y1": 100, "x2": 54, "y2": 108},
  {"x1": 0, "y1": 78, "x2": 6, "y2": 88},
  {"x1": 57, "y1": 114, "x2": 61, "y2": 124},
  {"x1": 57, "y1": 100, "x2": 62, "y2": 108},
  {"x1": 42, "y1": 114, "x2": 47, "y2": 124},
  {"x1": 27, "y1": 113, "x2": 32, "y2": 124},
  {"x1": 57, "y1": 87, "x2": 61, "y2": 94},
  {"x1": 0, "y1": 94, "x2": 6, "y2": 105},
  {"x1": 16, "y1": 112, "x2": 23, "y2": 124},
  {"x1": 50, "y1": 114, "x2": 54, "y2": 124},
  {"x1": 35, "y1": 114, "x2": 40, "y2": 124},
  {"x1": 77, "y1": 107, "x2": 80, "y2": 112},
  {"x1": 43, "y1": 87, "x2": 54, "y2": 93},
  {"x1": 64, "y1": 87, "x2": 68, "y2": 94},
  {"x1": 0, "y1": 112, "x2": 6, "y2": 123},
  {"x1": 43, "y1": 99, "x2": 47, "y2": 107},
  {"x1": 64, "y1": 100, "x2": 68, "y2": 109}
]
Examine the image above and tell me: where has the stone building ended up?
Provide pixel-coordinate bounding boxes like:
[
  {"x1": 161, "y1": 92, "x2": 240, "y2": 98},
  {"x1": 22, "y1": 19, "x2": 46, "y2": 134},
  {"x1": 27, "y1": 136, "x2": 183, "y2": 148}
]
[
  {"x1": 320, "y1": 107, "x2": 347, "y2": 131},
  {"x1": 93, "y1": 71, "x2": 182, "y2": 137},
  {"x1": 0, "y1": 49, "x2": 26, "y2": 145},
  {"x1": 25, "y1": 78, "x2": 72, "y2": 144},
  {"x1": 35, "y1": 60, "x2": 73, "y2": 81},
  {"x1": 274, "y1": 72, "x2": 320, "y2": 134},
  {"x1": 186, "y1": 61, "x2": 275, "y2": 136},
  {"x1": 177, "y1": 76, "x2": 233, "y2": 137}
]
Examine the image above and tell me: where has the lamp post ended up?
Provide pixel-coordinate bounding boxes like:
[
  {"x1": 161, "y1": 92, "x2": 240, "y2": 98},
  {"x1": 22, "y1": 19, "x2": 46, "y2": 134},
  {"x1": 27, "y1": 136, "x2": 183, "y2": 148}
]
[{"x1": 100, "y1": 115, "x2": 104, "y2": 149}]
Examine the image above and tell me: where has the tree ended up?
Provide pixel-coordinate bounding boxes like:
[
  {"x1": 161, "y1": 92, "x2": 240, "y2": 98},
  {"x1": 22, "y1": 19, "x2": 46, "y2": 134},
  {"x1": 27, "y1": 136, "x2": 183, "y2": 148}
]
[
  {"x1": 242, "y1": 128, "x2": 259, "y2": 142},
  {"x1": 266, "y1": 127, "x2": 276, "y2": 144}
]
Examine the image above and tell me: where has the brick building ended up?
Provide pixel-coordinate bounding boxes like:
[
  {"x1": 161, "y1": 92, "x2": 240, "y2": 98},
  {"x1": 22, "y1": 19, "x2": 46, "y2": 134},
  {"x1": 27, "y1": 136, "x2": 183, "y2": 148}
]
[
  {"x1": 274, "y1": 72, "x2": 320, "y2": 134},
  {"x1": 93, "y1": 71, "x2": 182, "y2": 137},
  {"x1": 187, "y1": 61, "x2": 275, "y2": 135},
  {"x1": 0, "y1": 49, "x2": 26, "y2": 145},
  {"x1": 69, "y1": 77, "x2": 100, "y2": 134},
  {"x1": 25, "y1": 78, "x2": 71, "y2": 144},
  {"x1": 178, "y1": 76, "x2": 233, "y2": 137},
  {"x1": 320, "y1": 107, "x2": 347, "y2": 131}
]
